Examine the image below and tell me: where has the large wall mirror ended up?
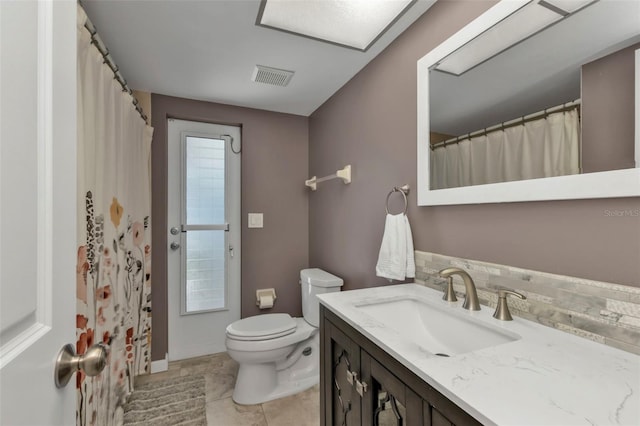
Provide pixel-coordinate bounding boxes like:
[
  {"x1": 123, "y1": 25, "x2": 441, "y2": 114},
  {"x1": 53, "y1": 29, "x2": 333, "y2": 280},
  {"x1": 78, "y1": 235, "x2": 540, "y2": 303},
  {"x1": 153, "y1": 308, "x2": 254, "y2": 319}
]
[{"x1": 417, "y1": 0, "x2": 640, "y2": 206}]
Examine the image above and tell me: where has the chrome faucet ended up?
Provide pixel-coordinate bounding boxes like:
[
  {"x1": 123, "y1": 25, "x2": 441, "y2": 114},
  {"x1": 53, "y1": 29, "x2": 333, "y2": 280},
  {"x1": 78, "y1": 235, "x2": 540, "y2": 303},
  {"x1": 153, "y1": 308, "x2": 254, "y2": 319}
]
[{"x1": 438, "y1": 268, "x2": 481, "y2": 311}]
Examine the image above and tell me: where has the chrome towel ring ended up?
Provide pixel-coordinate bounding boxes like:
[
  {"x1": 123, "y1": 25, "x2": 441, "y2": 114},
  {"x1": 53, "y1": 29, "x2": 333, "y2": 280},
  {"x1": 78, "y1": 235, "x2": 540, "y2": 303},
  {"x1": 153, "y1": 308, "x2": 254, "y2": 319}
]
[{"x1": 385, "y1": 185, "x2": 410, "y2": 215}]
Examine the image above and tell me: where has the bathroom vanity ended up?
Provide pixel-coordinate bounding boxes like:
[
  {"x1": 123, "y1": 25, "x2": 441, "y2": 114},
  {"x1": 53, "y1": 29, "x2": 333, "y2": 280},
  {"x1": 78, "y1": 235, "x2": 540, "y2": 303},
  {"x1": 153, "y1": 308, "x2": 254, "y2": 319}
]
[
  {"x1": 318, "y1": 284, "x2": 640, "y2": 425},
  {"x1": 320, "y1": 303, "x2": 480, "y2": 426}
]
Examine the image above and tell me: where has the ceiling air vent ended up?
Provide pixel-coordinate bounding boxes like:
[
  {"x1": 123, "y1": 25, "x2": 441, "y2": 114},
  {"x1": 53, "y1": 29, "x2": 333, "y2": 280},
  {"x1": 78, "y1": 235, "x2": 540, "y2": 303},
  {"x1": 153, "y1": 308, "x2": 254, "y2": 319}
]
[{"x1": 251, "y1": 65, "x2": 294, "y2": 87}]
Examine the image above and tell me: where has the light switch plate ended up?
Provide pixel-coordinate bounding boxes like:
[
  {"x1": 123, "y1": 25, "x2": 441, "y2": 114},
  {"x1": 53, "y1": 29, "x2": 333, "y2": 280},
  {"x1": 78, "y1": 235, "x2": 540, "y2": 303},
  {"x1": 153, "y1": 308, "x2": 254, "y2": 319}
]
[{"x1": 248, "y1": 213, "x2": 263, "y2": 228}]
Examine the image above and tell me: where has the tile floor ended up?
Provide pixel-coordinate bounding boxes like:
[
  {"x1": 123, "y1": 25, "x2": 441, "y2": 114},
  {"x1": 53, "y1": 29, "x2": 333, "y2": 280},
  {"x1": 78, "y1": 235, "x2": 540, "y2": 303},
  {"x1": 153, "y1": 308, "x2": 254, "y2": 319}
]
[{"x1": 135, "y1": 353, "x2": 320, "y2": 426}]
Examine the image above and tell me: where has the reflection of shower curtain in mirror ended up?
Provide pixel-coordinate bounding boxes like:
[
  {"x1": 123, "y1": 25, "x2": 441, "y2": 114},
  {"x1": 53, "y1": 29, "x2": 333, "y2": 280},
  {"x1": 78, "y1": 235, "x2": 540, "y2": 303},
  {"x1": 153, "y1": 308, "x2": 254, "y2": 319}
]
[
  {"x1": 430, "y1": 109, "x2": 580, "y2": 190},
  {"x1": 76, "y1": 6, "x2": 153, "y2": 425}
]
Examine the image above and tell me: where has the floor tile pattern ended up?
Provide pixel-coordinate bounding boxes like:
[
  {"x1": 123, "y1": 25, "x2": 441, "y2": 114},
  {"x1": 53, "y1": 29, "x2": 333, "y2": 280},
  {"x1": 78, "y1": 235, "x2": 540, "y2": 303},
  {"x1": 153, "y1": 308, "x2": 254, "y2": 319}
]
[{"x1": 135, "y1": 353, "x2": 320, "y2": 426}]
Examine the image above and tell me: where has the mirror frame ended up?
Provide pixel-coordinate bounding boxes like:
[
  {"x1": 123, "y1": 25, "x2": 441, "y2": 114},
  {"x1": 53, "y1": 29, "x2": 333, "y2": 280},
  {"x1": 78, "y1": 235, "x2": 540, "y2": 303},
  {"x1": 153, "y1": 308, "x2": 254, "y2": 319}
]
[{"x1": 417, "y1": 0, "x2": 640, "y2": 206}]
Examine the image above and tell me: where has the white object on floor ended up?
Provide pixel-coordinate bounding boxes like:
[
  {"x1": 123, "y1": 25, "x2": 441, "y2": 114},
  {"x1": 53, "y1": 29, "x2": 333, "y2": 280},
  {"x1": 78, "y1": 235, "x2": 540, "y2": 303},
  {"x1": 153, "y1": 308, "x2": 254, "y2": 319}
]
[
  {"x1": 376, "y1": 214, "x2": 415, "y2": 280},
  {"x1": 225, "y1": 268, "x2": 343, "y2": 405}
]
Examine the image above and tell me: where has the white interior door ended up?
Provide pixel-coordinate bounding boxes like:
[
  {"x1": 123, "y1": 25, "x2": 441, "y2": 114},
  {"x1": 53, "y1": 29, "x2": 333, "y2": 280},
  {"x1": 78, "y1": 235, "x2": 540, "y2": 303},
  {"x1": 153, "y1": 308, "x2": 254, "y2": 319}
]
[
  {"x1": 168, "y1": 119, "x2": 241, "y2": 361},
  {"x1": 0, "y1": 1, "x2": 77, "y2": 424}
]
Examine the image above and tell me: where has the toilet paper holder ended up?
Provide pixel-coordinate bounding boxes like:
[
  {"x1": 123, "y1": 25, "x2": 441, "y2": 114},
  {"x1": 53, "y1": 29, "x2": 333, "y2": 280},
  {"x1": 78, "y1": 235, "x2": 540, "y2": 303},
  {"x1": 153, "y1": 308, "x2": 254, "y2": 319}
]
[{"x1": 256, "y1": 288, "x2": 277, "y2": 309}]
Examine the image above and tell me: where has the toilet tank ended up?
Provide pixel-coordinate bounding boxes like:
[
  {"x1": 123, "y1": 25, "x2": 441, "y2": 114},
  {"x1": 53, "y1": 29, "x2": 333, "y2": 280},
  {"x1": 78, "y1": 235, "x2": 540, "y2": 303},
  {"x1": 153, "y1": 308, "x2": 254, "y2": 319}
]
[{"x1": 300, "y1": 268, "x2": 343, "y2": 327}]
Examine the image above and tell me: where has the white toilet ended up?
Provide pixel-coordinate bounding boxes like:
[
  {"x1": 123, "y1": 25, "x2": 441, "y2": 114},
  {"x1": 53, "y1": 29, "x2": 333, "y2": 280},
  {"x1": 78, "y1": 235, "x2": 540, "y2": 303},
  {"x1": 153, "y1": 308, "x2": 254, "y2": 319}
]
[{"x1": 225, "y1": 268, "x2": 343, "y2": 405}]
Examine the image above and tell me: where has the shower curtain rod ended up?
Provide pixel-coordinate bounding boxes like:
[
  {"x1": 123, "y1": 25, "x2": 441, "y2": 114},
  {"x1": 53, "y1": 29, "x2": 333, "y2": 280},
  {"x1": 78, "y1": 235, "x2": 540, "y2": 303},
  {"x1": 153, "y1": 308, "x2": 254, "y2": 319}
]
[
  {"x1": 431, "y1": 99, "x2": 581, "y2": 150},
  {"x1": 82, "y1": 14, "x2": 149, "y2": 124}
]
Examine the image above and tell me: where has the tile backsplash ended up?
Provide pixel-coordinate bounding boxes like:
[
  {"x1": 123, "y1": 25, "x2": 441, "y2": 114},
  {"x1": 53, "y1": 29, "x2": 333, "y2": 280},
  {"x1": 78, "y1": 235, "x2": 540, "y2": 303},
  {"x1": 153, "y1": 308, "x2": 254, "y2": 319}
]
[{"x1": 414, "y1": 251, "x2": 640, "y2": 355}]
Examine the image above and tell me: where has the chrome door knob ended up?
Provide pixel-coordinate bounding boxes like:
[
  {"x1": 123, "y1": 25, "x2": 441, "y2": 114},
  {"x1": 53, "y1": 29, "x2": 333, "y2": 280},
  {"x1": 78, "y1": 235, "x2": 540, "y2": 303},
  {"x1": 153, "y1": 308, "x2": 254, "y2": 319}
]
[
  {"x1": 54, "y1": 343, "x2": 108, "y2": 388},
  {"x1": 170, "y1": 241, "x2": 180, "y2": 250}
]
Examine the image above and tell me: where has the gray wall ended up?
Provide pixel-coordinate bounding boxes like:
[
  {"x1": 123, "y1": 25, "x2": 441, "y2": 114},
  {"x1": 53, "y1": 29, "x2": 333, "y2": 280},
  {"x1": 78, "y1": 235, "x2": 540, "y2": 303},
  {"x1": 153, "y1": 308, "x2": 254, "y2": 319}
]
[
  {"x1": 151, "y1": 94, "x2": 309, "y2": 361},
  {"x1": 309, "y1": 0, "x2": 640, "y2": 292},
  {"x1": 582, "y1": 42, "x2": 639, "y2": 173}
]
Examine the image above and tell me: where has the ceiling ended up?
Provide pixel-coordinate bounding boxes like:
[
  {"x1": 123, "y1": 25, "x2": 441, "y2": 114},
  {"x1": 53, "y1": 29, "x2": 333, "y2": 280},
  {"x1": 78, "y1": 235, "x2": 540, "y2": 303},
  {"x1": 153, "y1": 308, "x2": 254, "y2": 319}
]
[{"x1": 81, "y1": 0, "x2": 436, "y2": 117}]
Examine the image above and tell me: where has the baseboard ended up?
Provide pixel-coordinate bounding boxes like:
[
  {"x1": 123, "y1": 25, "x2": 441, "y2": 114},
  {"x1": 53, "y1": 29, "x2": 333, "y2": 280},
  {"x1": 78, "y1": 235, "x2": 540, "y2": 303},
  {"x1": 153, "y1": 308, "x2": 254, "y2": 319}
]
[
  {"x1": 169, "y1": 343, "x2": 227, "y2": 362},
  {"x1": 150, "y1": 354, "x2": 168, "y2": 373}
]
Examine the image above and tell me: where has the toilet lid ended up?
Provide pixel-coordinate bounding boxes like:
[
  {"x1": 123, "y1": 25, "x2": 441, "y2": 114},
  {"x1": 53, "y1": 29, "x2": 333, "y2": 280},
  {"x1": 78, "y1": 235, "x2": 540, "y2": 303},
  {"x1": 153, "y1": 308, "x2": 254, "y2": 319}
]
[{"x1": 226, "y1": 313, "x2": 297, "y2": 341}]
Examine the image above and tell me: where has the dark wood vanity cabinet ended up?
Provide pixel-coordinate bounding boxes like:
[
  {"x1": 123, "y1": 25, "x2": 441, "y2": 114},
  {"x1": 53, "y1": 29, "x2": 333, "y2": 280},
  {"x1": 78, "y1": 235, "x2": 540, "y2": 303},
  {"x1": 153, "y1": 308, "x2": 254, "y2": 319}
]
[
  {"x1": 324, "y1": 318, "x2": 362, "y2": 425},
  {"x1": 320, "y1": 306, "x2": 482, "y2": 426}
]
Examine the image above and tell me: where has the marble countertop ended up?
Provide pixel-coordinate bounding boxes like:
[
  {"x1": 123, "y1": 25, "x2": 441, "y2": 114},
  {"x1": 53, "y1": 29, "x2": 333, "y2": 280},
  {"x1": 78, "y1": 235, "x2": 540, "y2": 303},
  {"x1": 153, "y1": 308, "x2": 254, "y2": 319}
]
[{"x1": 318, "y1": 283, "x2": 640, "y2": 426}]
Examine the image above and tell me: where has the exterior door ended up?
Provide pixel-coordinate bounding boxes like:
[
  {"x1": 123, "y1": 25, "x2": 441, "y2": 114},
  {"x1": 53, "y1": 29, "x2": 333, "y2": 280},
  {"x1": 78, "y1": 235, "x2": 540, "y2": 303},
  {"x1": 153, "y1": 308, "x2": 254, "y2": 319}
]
[
  {"x1": 167, "y1": 119, "x2": 241, "y2": 360},
  {"x1": 0, "y1": 1, "x2": 77, "y2": 424}
]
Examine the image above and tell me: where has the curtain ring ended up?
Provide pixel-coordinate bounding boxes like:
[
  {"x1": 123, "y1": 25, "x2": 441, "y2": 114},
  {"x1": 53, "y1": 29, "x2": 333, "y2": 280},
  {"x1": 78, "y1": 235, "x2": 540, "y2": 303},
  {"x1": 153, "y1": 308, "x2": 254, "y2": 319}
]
[{"x1": 385, "y1": 188, "x2": 408, "y2": 215}]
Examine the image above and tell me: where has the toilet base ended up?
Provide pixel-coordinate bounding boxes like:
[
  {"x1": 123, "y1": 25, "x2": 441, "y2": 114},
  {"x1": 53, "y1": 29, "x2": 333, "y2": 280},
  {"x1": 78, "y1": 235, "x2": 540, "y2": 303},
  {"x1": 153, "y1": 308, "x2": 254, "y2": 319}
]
[{"x1": 231, "y1": 334, "x2": 319, "y2": 405}]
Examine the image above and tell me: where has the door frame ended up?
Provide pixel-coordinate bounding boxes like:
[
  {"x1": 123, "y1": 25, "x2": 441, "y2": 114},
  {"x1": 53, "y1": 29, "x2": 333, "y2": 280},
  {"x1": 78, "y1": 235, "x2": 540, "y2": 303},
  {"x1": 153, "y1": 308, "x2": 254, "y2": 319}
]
[{"x1": 166, "y1": 118, "x2": 241, "y2": 361}]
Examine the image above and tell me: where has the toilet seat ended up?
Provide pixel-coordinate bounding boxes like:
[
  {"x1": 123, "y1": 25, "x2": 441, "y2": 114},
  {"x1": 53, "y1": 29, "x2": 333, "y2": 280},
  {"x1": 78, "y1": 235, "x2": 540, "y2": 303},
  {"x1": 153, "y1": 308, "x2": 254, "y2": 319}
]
[
  {"x1": 226, "y1": 313, "x2": 297, "y2": 341},
  {"x1": 226, "y1": 318, "x2": 316, "y2": 353}
]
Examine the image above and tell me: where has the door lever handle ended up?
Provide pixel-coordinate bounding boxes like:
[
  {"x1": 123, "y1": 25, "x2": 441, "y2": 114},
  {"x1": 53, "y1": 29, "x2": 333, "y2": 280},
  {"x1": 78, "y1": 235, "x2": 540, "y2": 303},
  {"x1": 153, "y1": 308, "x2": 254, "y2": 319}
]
[{"x1": 229, "y1": 244, "x2": 234, "y2": 258}]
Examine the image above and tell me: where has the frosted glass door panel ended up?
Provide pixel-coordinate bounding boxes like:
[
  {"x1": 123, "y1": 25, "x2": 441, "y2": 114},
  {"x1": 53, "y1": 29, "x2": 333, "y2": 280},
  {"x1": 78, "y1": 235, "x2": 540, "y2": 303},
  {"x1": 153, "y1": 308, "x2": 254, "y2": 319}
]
[
  {"x1": 182, "y1": 135, "x2": 228, "y2": 314},
  {"x1": 185, "y1": 230, "x2": 226, "y2": 312},
  {"x1": 186, "y1": 136, "x2": 225, "y2": 225}
]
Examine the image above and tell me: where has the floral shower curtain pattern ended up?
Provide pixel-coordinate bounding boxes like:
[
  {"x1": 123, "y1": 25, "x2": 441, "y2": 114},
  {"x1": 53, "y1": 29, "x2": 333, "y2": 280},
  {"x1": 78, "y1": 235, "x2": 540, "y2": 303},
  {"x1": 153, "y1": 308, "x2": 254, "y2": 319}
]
[{"x1": 76, "y1": 6, "x2": 154, "y2": 425}]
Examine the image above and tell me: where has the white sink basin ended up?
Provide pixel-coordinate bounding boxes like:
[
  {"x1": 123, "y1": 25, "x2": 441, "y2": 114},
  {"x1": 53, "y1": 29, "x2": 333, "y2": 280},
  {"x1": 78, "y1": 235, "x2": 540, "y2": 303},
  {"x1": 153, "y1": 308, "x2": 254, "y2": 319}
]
[{"x1": 356, "y1": 297, "x2": 520, "y2": 356}]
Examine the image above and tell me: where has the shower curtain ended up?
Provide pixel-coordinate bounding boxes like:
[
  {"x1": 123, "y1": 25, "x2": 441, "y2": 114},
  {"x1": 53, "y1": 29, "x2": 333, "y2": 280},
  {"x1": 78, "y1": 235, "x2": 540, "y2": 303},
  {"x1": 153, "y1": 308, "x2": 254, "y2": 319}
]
[
  {"x1": 430, "y1": 109, "x2": 580, "y2": 189},
  {"x1": 76, "y1": 6, "x2": 153, "y2": 425}
]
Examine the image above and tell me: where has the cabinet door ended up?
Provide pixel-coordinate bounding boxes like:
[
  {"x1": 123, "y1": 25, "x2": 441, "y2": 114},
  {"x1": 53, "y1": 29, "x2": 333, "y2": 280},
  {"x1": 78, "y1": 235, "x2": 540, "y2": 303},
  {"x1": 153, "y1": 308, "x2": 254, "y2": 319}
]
[
  {"x1": 361, "y1": 351, "x2": 424, "y2": 426},
  {"x1": 322, "y1": 319, "x2": 362, "y2": 426},
  {"x1": 423, "y1": 391, "x2": 481, "y2": 426}
]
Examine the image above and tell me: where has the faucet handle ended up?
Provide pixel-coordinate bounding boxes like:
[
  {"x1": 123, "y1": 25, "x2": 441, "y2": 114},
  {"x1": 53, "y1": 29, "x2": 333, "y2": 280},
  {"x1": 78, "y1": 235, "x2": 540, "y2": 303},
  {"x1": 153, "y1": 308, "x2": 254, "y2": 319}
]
[
  {"x1": 438, "y1": 277, "x2": 457, "y2": 302},
  {"x1": 498, "y1": 289, "x2": 525, "y2": 299},
  {"x1": 493, "y1": 289, "x2": 526, "y2": 321}
]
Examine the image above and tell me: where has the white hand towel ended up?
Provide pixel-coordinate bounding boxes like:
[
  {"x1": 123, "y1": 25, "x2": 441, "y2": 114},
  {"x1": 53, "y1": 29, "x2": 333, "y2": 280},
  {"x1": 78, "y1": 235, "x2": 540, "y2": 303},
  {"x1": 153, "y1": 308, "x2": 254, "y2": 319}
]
[
  {"x1": 376, "y1": 214, "x2": 408, "y2": 281},
  {"x1": 404, "y1": 215, "x2": 415, "y2": 278}
]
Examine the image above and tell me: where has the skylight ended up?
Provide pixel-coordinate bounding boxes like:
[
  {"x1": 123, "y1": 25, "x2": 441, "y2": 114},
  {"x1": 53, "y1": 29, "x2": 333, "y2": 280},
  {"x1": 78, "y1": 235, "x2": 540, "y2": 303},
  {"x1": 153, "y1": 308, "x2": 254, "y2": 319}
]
[{"x1": 257, "y1": 0, "x2": 416, "y2": 51}]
